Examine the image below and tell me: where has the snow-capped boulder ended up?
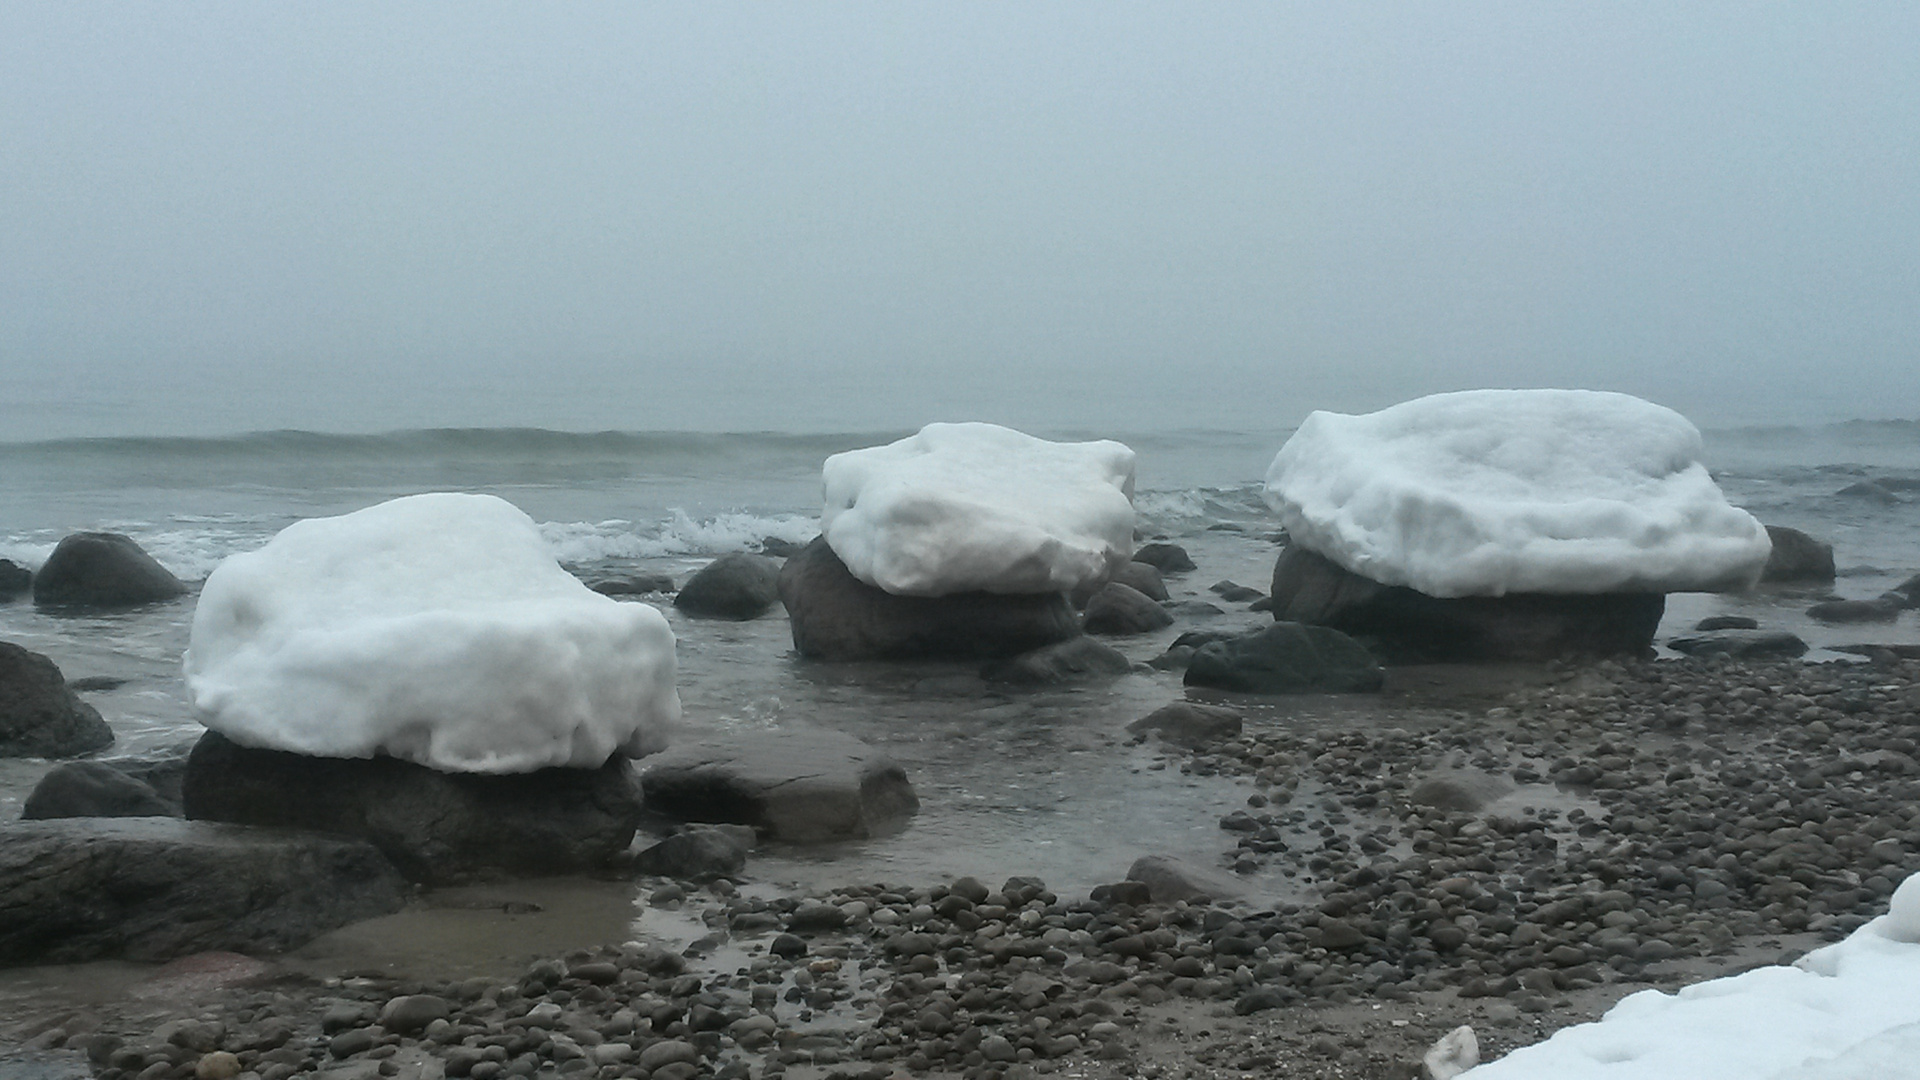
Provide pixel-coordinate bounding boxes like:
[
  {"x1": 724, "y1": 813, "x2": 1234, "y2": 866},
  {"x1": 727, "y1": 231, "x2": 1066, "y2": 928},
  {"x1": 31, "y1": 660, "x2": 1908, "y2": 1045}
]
[
  {"x1": 822, "y1": 423, "x2": 1136, "y2": 597},
  {"x1": 1266, "y1": 390, "x2": 1770, "y2": 598},
  {"x1": 183, "y1": 493, "x2": 679, "y2": 773}
]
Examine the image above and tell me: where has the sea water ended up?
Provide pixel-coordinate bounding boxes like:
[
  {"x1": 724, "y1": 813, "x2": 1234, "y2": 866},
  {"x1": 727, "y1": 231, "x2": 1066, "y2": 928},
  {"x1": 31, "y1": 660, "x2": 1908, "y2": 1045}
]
[{"x1": 1, "y1": 420, "x2": 1917, "y2": 899}]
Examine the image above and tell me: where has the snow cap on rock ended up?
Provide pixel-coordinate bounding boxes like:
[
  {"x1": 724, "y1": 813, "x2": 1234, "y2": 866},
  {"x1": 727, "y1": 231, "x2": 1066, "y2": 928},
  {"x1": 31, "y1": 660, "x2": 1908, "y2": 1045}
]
[
  {"x1": 822, "y1": 422, "x2": 1136, "y2": 597},
  {"x1": 184, "y1": 492, "x2": 679, "y2": 773},
  {"x1": 1265, "y1": 389, "x2": 1770, "y2": 598}
]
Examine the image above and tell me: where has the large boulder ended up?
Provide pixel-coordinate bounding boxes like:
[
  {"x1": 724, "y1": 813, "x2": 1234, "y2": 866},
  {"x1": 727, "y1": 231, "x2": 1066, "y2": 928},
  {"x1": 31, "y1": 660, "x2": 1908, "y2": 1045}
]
[
  {"x1": 31, "y1": 533, "x2": 187, "y2": 608},
  {"x1": 638, "y1": 729, "x2": 918, "y2": 842},
  {"x1": 0, "y1": 817, "x2": 406, "y2": 965},
  {"x1": 1760, "y1": 525, "x2": 1836, "y2": 583},
  {"x1": 777, "y1": 537, "x2": 1080, "y2": 661},
  {"x1": 1267, "y1": 546, "x2": 1666, "y2": 663},
  {"x1": 0, "y1": 642, "x2": 114, "y2": 758},
  {"x1": 184, "y1": 493, "x2": 679, "y2": 772},
  {"x1": 0, "y1": 559, "x2": 30, "y2": 601},
  {"x1": 981, "y1": 636, "x2": 1132, "y2": 685},
  {"x1": 1082, "y1": 582, "x2": 1174, "y2": 635},
  {"x1": 181, "y1": 731, "x2": 644, "y2": 884},
  {"x1": 1184, "y1": 621, "x2": 1385, "y2": 694},
  {"x1": 23, "y1": 761, "x2": 177, "y2": 819},
  {"x1": 673, "y1": 554, "x2": 782, "y2": 619}
]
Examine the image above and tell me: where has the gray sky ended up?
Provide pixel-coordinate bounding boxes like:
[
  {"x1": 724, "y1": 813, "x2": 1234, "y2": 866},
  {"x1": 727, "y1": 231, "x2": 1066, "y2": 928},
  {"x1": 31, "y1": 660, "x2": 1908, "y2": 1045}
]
[{"x1": 2, "y1": 2, "x2": 1916, "y2": 438}]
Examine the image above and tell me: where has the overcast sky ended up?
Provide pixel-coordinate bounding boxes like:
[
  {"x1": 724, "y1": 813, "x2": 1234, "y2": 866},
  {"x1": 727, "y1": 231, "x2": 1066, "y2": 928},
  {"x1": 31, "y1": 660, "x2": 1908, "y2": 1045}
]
[{"x1": 2, "y1": 2, "x2": 1916, "y2": 438}]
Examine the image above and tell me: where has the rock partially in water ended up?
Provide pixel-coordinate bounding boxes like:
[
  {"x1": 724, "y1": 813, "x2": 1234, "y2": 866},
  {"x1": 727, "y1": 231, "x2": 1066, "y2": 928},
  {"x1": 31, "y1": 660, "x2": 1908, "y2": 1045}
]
[
  {"x1": 1760, "y1": 524, "x2": 1835, "y2": 583},
  {"x1": 0, "y1": 642, "x2": 114, "y2": 759},
  {"x1": 181, "y1": 731, "x2": 643, "y2": 884},
  {"x1": 981, "y1": 637, "x2": 1132, "y2": 685},
  {"x1": 0, "y1": 558, "x2": 31, "y2": 602},
  {"x1": 1693, "y1": 615, "x2": 1759, "y2": 631},
  {"x1": 1668, "y1": 629, "x2": 1809, "y2": 659},
  {"x1": 1082, "y1": 582, "x2": 1174, "y2": 635},
  {"x1": 23, "y1": 761, "x2": 177, "y2": 819},
  {"x1": 673, "y1": 554, "x2": 781, "y2": 619},
  {"x1": 1268, "y1": 546, "x2": 1666, "y2": 663},
  {"x1": 1806, "y1": 596, "x2": 1905, "y2": 623},
  {"x1": 1126, "y1": 702, "x2": 1243, "y2": 750},
  {"x1": 1125, "y1": 854, "x2": 1246, "y2": 904},
  {"x1": 639, "y1": 728, "x2": 918, "y2": 842},
  {"x1": 31, "y1": 532, "x2": 186, "y2": 609},
  {"x1": 583, "y1": 572, "x2": 676, "y2": 596},
  {"x1": 1070, "y1": 560, "x2": 1168, "y2": 607},
  {"x1": 627, "y1": 824, "x2": 755, "y2": 880},
  {"x1": 778, "y1": 536, "x2": 1079, "y2": 661},
  {"x1": 1184, "y1": 622, "x2": 1383, "y2": 695},
  {"x1": 1132, "y1": 542, "x2": 1195, "y2": 574},
  {"x1": 0, "y1": 817, "x2": 405, "y2": 964}
]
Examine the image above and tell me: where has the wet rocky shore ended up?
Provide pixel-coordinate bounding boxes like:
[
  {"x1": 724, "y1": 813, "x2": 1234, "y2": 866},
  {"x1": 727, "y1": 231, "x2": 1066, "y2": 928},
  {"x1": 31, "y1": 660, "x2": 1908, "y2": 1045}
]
[{"x1": 8, "y1": 651, "x2": 1919, "y2": 1080}]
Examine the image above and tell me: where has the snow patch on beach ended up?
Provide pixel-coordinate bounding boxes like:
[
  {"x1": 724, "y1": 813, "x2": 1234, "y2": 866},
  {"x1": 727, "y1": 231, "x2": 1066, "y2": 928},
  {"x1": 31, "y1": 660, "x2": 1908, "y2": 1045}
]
[
  {"x1": 1463, "y1": 872, "x2": 1920, "y2": 1080},
  {"x1": 1265, "y1": 390, "x2": 1771, "y2": 597},
  {"x1": 822, "y1": 422, "x2": 1136, "y2": 596},
  {"x1": 184, "y1": 492, "x2": 680, "y2": 773}
]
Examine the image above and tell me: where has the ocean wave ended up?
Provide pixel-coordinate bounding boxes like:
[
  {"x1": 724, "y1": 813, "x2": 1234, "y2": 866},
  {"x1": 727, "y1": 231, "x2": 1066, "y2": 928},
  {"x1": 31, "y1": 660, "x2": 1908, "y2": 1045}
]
[{"x1": 543, "y1": 510, "x2": 819, "y2": 565}]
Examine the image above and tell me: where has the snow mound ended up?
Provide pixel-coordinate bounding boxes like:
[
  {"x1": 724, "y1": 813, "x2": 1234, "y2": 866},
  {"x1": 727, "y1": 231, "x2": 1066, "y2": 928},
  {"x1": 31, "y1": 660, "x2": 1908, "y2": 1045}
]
[
  {"x1": 184, "y1": 493, "x2": 679, "y2": 773},
  {"x1": 822, "y1": 422, "x2": 1136, "y2": 596},
  {"x1": 1264, "y1": 390, "x2": 1770, "y2": 597},
  {"x1": 1461, "y1": 871, "x2": 1920, "y2": 1080}
]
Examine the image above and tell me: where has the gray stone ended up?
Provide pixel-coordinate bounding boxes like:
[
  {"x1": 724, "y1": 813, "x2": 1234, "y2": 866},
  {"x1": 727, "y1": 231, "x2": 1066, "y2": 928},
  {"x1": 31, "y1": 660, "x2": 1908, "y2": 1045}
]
[
  {"x1": 777, "y1": 537, "x2": 1079, "y2": 661},
  {"x1": 23, "y1": 761, "x2": 176, "y2": 819},
  {"x1": 0, "y1": 642, "x2": 114, "y2": 759},
  {"x1": 1125, "y1": 702, "x2": 1243, "y2": 750},
  {"x1": 0, "y1": 817, "x2": 405, "y2": 965},
  {"x1": 1125, "y1": 854, "x2": 1246, "y2": 905},
  {"x1": 1132, "y1": 543, "x2": 1195, "y2": 574},
  {"x1": 638, "y1": 729, "x2": 917, "y2": 842},
  {"x1": 1806, "y1": 596, "x2": 1904, "y2": 623},
  {"x1": 0, "y1": 560, "x2": 31, "y2": 602},
  {"x1": 377, "y1": 995, "x2": 451, "y2": 1034},
  {"x1": 181, "y1": 731, "x2": 642, "y2": 884},
  {"x1": 1668, "y1": 629, "x2": 1809, "y2": 659},
  {"x1": 1268, "y1": 546, "x2": 1665, "y2": 662},
  {"x1": 1184, "y1": 622, "x2": 1383, "y2": 695},
  {"x1": 1083, "y1": 583, "x2": 1176, "y2": 635},
  {"x1": 981, "y1": 637, "x2": 1131, "y2": 685},
  {"x1": 582, "y1": 572, "x2": 675, "y2": 596},
  {"x1": 673, "y1": 554, "x2": 781, "y2": 619},
  {"x1": 1070, "y1": 561, "x2": 1168, "y2": 607},
  {"x1": 1693, "y1": 615, "x2": 1759, "y2": 631},
  {"x1": 1760, "y1": 525, "x2": 1835, "y2": 583},
  {"x1": 628, "y1": 825, "x2": 752, "y2": 880},
  {"x1": 1408, "y1": 770, "x2": 1516, "y2": 813},
  {"x1": 31, "y1": 533, "x2": 186, "y2": 609}
]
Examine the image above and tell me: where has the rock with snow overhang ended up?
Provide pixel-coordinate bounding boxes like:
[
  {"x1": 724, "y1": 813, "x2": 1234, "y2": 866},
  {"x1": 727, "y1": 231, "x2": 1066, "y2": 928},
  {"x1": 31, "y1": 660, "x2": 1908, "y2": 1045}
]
[
  {"x1": 183, "y1": 493, "x2": 679, "y2": 773},
  {"x1": 1265, "y1": 390, "x2": 1770, "y2": 598},
  {"x1": 822, "y1": 422, "x2": 1136, "y2": 597}
]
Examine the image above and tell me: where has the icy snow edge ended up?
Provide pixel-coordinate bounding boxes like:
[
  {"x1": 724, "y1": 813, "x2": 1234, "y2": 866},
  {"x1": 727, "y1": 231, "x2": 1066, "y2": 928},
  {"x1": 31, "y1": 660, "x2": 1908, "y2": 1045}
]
[
  {"x1": 822, "y1": 422, "x2": 1137, "y2": 597},
  {"x1": 183, "y1": 492, "x2": 680, "y2": 773},
  {"x1": 1264, "y1": 390, "x2": 1771, "y2": 597}
]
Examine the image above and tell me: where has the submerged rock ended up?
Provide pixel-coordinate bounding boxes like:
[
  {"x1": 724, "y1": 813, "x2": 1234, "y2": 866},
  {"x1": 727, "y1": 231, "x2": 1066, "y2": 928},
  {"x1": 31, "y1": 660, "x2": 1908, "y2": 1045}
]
[
  {"x1": 0, "y1": 642, "x2": 114, "y2": 759},
  {"x1": 981, "y1": 636, "x2": 1132, "y2": 685},
  {"x1": 1183, "y1": 621, "x2": 1384, "y2": 695},
  {"x1": 638, "y1": 728, "x2": 918, "y2": 842},
  {"x1": 0, "y1": 817, "x2": 405, "y2": 964},
  {"x1": 181, "y1": 731, "x2": 644, "y2": 884},
  {"x1": 31, "y1": 532, "x2": 186, "y2": 608},
  {"x1": 673, "y1": 554, "x2": 781, "y2": 619},
  {"x1": 778, "y1": 537, "x2": 1079, "y2": 661}
]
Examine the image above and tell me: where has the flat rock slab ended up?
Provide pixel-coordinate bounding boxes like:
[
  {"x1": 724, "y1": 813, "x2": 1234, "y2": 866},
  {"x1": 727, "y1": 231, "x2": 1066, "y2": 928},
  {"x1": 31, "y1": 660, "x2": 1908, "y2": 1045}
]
[
  {"x1": 1668, "y1": 629, "x2": 1809, "y2": 659},
  {"x1": 0, "y1": 817, "x2": 405, "y2": 965},
  {"x1": 639, "y1": 729, "x2": 918, "y2": 842},
  {"x1": 182, "y1": 731, "x2": 643, "y2": 884}
]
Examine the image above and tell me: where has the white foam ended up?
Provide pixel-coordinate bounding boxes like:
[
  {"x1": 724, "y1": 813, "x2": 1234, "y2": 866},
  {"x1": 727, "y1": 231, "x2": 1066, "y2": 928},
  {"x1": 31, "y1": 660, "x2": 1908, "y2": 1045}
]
[
  {"x1": 822, "y1": 422, "x2": 1137, "y2": 596},
  {"x1": 1462, "y1": 871, "x2": 1920, "y2": 1080},
  {"x1": 184, "y1": 492, "x2": 680, "y2": 773},
  {"x1": 1265, "y1": 390, "x2": 1771, "y2": 597},
  {"x1": 539, "y1": 510, "x2": 818, "y2": 563}
]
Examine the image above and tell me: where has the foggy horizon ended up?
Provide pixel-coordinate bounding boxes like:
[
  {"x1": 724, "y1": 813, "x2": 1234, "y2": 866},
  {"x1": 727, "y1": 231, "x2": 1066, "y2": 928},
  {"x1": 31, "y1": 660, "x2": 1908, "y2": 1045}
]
[{"x1": 3, "y1": 3, "x2": 1916, "y2": 440}]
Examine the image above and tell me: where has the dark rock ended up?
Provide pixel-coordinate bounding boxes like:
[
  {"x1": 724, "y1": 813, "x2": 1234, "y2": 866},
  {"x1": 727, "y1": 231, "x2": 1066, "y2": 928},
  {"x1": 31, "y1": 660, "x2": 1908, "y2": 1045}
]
[
  {"x1": 0, "y1": 560, "x2": 31, "y2": 602},
  {"x1": 1806, "y1": 597, "x2": 1903, "y2": 624},
  {"x1": 23, "y1": 761, "x2": 177, "y2": 819},
  {"x1": 673, "y1": 554, "x2": 782, "y2": 619},
  {"x1": 777, "y1": 537, "x2": 1079, "y2": 661},
  {"x1": 1693, "y1": 615, "x2": 1759, "y2": 631},
  {"x1": 0, "y1": 642, "x2": 114, "y2": 758},
  {"x1": 1088, "y1": 881, "x2": 1153, "y2": 907},
  {"x1": 1891, "y1": 573, "x2": 1920, "y2": 609},
  {"x1": 1125, "y1": 854, "x2": 1245, "y2": 904},
  {"x1": 1268, "y1": 546, "x2": 1666, "y2": 662},
  {"x1": 31, "y1": 533, "x2": 186, "y2": 609},
  {"x1": 0, "y1": 817, "x2": 405, "y2": 965},
  {"x1": 1125, "y1": 703, "x2": 1243, "y2": 750},
  {"x1": 757, "y1": 537, "x2": 803, "y2": 558},
  {"x1": 1184, "y1": 622, "x2": 1384, "y2": 695},
  {"x1": 981, "y1": 637, "x2": 1131, "y2": 685},
  {"x1": 1209, "y1": 580, "x2": 1265, "y2": 603},
  {"x1": 1071, "y1": 562, "x2": 1168, "y2": 607},
  {"x1": 1668, "y1": 629, "x2": 1809, "y2": 659},
  {"x1": 627, "y1": 825, "x2": 753, "y2": 880},
  {"x1": 1082, "y1": 583, "x2": 1175, "y2": 635},
  {"x1": 585, "y1": 572, "x2": 675, "y2": 596},
  {"x1": 181, "y1": 731, "x2": 643, "y2": 884},
  {"x1": 638, "y1": 729, "x2": 917, "y2": 842},
  {"x1": 378, "y1": 995, "x2": 451, "y2": 1034},
  {"x1": 1132, "y1": 543, "x2": 1195, "y2": 574},
  {"x1": 1167, "y1": 600, "x2": 1226, "y2": 618},
  {"x1": 64, "y1": 675, "x2": 129, "y2": 692},
  {"x1": 1760, "y1": 526, "x2": 1836, "y2": 583}
]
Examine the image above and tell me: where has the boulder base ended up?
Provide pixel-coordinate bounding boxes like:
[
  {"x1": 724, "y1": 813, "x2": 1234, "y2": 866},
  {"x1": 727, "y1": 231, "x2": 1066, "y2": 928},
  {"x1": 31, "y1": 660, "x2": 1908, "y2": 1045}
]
[
  {"x1": 1184, "y1": 622, "x2": 1384, "y2": 694},
  {"x1": 0, "y1": 642, "x2": 114, "y2": 758},
  {"x1": 1268, "y1": 546, "x2": 1665, "y2": 663},
  {"x1": 0, "y1": 817, "x2": 405, "y2": 964},
  {"x1": 639, "y1": 729, "x2": 917, "y2": 842},
  {"x1": 31, "y1": 532, "x2": 186, "y2": 608},
  {"x1": 778, "y1": 537, "x2": 1079, "y2": 661},
  {"x1": 181, "y1": 731, "x2": 643, "y2": 884}
]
